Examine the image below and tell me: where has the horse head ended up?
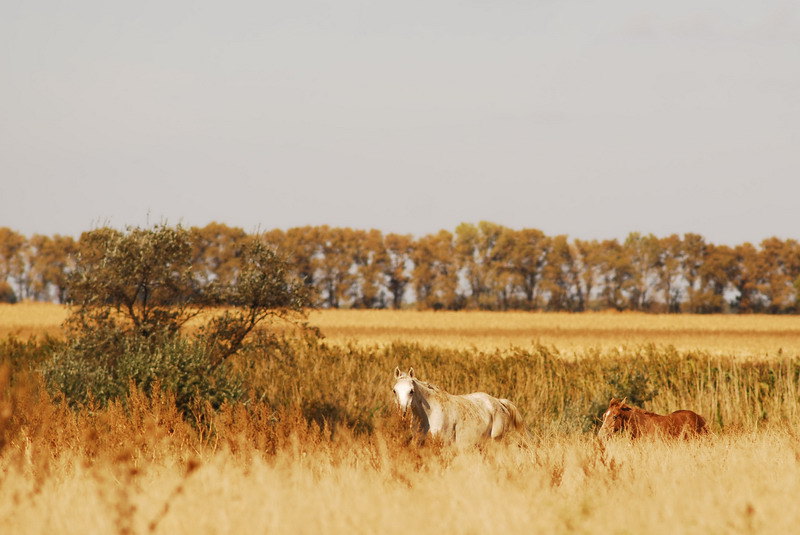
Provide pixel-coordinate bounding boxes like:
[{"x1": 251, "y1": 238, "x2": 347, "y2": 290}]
[
  {"x1": 393, "y1": 367, "x2": 416, "y2": 418},
  {"x1": 599, "y1": 397, "x2": 633, "y2": 436}
]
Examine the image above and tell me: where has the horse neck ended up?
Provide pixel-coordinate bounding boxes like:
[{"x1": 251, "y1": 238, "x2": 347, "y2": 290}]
[
  {"x1": 624, "y1": 407, "x2": 659, "y2": 426},
  {"x1": 410, "y1": 379, "x2": 438, "y2": 417},
  {"x1": 412, "y1": 378, "x2": 435, "y2": 401},
  {"x1": 634, "y1": 407, "x2": 661, "y2": 418}
]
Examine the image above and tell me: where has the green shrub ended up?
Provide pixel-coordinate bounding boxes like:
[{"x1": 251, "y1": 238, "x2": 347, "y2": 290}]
[
  {"x1": 43, "y1": 223, "x2": 311, "y2": 420},
  {"x1": 43, "y1": 330, "x2": 243, "y2": 415}
]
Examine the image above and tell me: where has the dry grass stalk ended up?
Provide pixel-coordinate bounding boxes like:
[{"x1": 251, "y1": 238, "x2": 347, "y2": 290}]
[{"x1": 1, "y1": 305, "x2": 800, "y2": 532}]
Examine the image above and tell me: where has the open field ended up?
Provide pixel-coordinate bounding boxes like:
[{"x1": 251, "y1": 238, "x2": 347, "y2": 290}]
[
  {"x1": 2, "y1": 303, "x2": 800, "y2": 533},
  {"x1": 0, "y1": 303, "x2": 68, "y2": 339},
  {"x1": 307, "y1": 309, "x2": 800, "y2": 356},
  {"x1": 4, "y1": 303, "x2": 800, "y2": 356}
]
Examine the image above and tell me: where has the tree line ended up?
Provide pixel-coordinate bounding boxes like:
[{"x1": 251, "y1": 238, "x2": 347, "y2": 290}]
[{"x1": 1, "y1": 221, "x2": 799, "y2": 313}]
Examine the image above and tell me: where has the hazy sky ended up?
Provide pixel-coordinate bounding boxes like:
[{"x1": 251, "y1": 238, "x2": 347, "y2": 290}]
[{"x1": 2, "y1": 1, "x2": 799, "y2": 245}]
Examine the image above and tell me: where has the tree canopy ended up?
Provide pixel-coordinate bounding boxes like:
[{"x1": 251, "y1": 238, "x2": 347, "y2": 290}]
[{"x1": 2, "y1": 222, "x2": 800, "y2": 313}]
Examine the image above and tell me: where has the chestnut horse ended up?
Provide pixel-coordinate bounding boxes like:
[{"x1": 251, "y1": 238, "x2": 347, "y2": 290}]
[{"x1": 599, "y1": 398, "x2": 708, "y2": 439}]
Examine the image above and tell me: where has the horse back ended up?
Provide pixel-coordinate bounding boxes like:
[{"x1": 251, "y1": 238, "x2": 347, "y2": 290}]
[
  {"x1": 667, "y1": 410, "x2": 708, "y2": 436},
  {"x1": 628, "y1": 409, "x2": 707, "y2": 438},
  {"x1": 459, "y1": 392, "x2": 523, "y2": 438}
]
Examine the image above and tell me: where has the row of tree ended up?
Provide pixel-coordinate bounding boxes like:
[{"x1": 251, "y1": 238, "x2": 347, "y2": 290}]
[{"x1": 1, "y1": 222, "x2": 799, "y2": 313}]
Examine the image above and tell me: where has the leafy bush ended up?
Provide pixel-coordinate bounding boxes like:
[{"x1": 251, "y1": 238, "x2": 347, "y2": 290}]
[
  {"x1": 43, "y1": 331, "x2": 243, "y2": 415},
  {"x1": 67, "y1": 225, "x2": 309, "y2": 353},
  {"x1": 45, "y1": 224, "x2": 311, "y2": 418}
]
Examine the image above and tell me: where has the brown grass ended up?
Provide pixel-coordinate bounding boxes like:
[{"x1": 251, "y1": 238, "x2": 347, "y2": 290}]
[
  {"x1": 2, "y1": 303, "x2": 800, "y2": 533},
  {"x1": 2, "y1": 400, "x2": 799, "y2": 535}
]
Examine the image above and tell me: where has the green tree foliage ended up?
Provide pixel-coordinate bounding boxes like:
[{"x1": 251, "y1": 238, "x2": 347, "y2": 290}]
[
  {"x1": 67, "y1": 225, "x2": 204, "y2": 339},
  {"x1": 46, "y1": 224, "x2": 311, "y2": 412},
  {"x1": 199, "y1": 239, "x2": 310, "y2": 364}
]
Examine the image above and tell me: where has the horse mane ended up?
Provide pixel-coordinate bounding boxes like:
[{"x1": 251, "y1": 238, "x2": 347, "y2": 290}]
[
  {"x1": 412, "y1": 377, "x2": 441, "y2": 393},
  {"x1": 396, "y1": 373, "x2": 442, "y2": 393},
  {"x1": 612, "y1": 398, "x2": 659, "y2": 417},
  {"x1": 625, "y1": 404, "x2": 660, "y2": 417}
]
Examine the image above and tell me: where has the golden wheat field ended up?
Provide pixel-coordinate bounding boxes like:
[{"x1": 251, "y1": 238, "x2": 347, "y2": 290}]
[
  {"x1": 307, "y1": 308, "x2": 800, "y2": 356},
  {"x1": 5, "y1": 303, "x2": 800, "y2": 355},
  {"x1": 2, "y1": 303, "x2": 800, "y2": 534}
]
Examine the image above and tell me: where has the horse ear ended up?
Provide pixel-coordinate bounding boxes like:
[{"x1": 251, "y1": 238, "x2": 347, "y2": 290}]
[
  {"x1": 408, "y1": 367, "x2": 415, "y2": 379},
  {"x1": 394, "y1": 367, "x2": 401, "y2": 378}
]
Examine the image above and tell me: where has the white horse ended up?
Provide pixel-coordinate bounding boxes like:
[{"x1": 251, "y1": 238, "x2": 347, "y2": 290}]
[{"x1": 392, "y1": 367, "x2": 522, "y2": 446}]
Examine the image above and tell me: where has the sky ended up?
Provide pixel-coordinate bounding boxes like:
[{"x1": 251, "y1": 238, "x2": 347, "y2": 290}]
[{"x1": 1, "y1": 0, "x2": 799, "y2": 245}]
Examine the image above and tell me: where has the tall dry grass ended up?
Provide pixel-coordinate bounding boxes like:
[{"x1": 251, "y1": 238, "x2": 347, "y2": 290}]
[
  {"x1": 2, "y1": 387, "x2": 799, "y2": 535},
  {"x1": 2, "y1": 305, "x2": 800, "y2": 533}
]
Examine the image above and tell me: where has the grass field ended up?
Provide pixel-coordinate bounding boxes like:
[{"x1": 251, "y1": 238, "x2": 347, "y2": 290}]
[
  {"x1": 5, "y1": 303, "x2": 800, "y2": 356},
  {"x1": 1, "y1": 303, "x2": 800, "y2": 534},
  {"x1": 307, "y1": 309, "x2": 800, "y2": 356}
]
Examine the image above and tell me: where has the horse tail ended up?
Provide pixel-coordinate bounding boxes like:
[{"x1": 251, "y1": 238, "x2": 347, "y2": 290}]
[{"x1": 499, "y1": 399, "x2": 523, "y2": 431}]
